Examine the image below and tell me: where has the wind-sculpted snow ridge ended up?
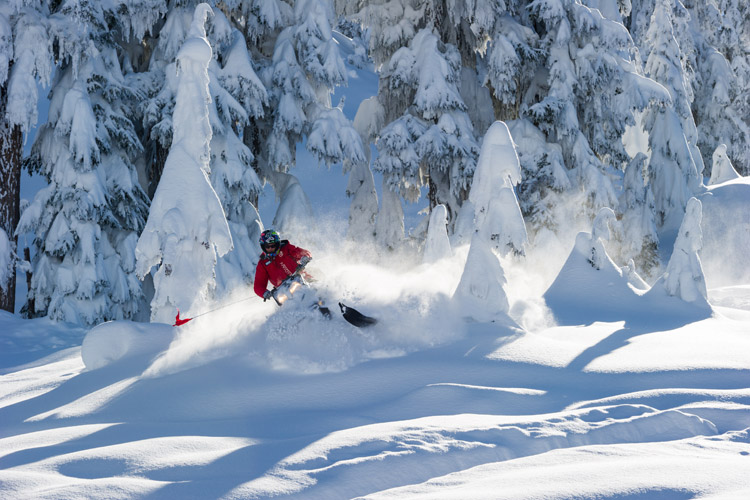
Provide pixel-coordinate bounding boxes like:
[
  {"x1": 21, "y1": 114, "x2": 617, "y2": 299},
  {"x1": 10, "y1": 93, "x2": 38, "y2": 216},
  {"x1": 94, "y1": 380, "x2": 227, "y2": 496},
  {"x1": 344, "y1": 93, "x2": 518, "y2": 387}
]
[{"x1": 226, "y1": 405, "x2": 718, "y2": 499}]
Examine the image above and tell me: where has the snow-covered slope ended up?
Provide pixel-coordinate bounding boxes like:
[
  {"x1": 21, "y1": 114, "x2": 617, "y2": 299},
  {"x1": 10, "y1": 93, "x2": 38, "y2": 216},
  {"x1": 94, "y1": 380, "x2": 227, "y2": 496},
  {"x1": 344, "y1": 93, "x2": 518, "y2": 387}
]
[{"x1": 1, "y1": 239, "x2": 749, "y2": 499}]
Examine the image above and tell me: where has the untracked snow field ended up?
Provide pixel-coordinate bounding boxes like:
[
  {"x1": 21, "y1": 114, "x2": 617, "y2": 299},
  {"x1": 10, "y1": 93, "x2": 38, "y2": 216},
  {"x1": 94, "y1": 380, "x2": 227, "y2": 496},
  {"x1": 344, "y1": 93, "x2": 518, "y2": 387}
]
[{"x1": 1, "y1": 242, "x2": 749, "y2": 499}]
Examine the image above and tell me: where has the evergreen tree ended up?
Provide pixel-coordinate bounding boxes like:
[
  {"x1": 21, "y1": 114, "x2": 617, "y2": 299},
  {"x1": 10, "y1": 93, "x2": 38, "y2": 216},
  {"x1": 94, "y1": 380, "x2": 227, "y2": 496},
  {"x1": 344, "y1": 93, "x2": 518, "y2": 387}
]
[
  {"x1": 372, "y1": 28, "x2": 479, "y2": 228},
  {"x1": 662, "y1": 196, "x2": 708, "y2": 306},
  {"x1": 0, "y1": 3, "x2": 52, "y2": 312},
  {"x1": 683, "y1": 0, "x2": 750, "y2": 176},
  {"x1": 612, "y1": 153, "x2": 660, "y2": 279},
  {"x1": 526, "y1": 0, "x2": 663, "y2": 222},
  {"x1": 135, "y1": 3, "x2": 231, "y2": 323},
  {"x1": 207, "y1": 20, "x2": 266, "y2": 296},
  {"x1": 468, "y1": 121, "x2": 528, "y2": 257},
  {"x1": 708, "y1": 144, "x2": 740, "y2": 185},
  {"x1": 422, "y1": 204, "x2": 451, "y2": 263},
  {"x1": 19, "y1": 49, "x2": 150, "y2": 325},
  {"x1": 641, "y1": 0, "x2": 702, "y2": 231}
]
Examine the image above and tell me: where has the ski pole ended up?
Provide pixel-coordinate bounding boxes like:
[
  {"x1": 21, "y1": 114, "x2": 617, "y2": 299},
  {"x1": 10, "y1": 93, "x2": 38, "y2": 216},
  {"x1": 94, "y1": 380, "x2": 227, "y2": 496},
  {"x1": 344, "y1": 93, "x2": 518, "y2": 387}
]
[{"x1": 173, "y1": 296, "x2": 254, "y2": 326}]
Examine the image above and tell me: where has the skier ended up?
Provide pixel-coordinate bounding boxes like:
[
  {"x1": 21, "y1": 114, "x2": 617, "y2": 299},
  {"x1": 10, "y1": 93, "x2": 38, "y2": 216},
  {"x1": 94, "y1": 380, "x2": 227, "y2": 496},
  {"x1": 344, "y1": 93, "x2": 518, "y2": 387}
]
[
  {"x1": 253, "y1": 229, "x2": 377, "y2": 327},
  {"x1": 253, "y1": 229, "x2": 312, "y2": 301}
]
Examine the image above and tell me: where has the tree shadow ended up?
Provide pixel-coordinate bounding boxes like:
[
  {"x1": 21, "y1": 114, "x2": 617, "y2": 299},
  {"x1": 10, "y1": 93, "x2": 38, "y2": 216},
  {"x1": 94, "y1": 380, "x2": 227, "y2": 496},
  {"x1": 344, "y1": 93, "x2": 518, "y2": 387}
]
[{"x1": 565, "y1": 304, "x2": 713, "y2": 372}]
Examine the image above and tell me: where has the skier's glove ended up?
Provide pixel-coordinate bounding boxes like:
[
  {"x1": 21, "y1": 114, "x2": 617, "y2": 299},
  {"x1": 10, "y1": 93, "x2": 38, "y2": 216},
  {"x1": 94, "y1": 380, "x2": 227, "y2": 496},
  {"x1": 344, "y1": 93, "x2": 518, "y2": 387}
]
[
  {"x1": 263, "y1": 290, "x2": 273, "y2": 302},
  {"x1": 298, "y1": 256, "x2": 311, "y2": 267}
]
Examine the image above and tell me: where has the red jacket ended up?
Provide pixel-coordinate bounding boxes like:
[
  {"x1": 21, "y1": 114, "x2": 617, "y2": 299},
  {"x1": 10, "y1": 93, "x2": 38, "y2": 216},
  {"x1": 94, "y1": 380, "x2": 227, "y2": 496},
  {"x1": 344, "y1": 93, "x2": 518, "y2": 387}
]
[{"x1": 254, "y1": 241, "x2": 312, "y2": 298}]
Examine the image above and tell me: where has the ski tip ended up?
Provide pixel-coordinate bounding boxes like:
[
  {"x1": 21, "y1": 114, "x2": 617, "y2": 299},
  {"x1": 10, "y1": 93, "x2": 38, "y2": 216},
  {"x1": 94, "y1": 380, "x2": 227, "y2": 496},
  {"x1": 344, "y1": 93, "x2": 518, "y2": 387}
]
[{"x1": 339, "y1": 302, "x2": 377, "y2": 328}]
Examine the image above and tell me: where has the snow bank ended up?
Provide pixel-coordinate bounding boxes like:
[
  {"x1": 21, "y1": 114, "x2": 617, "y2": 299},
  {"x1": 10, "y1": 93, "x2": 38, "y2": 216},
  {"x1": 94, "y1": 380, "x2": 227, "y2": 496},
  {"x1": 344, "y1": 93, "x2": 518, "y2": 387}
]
[
  {"x1": 544, "y1": 230, "x2": 644, "y2": 325},
  {"x1": 81, "y1": 321, "x2": 175, "y2": 371}
]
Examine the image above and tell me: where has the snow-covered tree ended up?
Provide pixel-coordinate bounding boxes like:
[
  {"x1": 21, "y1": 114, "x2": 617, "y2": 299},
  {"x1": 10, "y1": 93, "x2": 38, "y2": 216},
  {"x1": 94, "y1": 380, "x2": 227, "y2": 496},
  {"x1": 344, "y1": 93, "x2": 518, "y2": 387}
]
[
  {"x1": 345, "y1": 160, "x2": 378, "y2": 242},
  {"x1": 207, "y1": 20, "x2": 267, "y2": 297},
  {"x1": 662, "y1": 197, "x2": 708, "y2": 306},
  {"x1": 19, "y1": 46, "x2": 150, "y2": 325},
  {"x1": 612, "y1": 153, "x2": 660, "y2": 279},
  {"x1": 0, "y1": 4, "x2": 52, "y2": 312},
  {"x1": 508, "y1": 118, "x2": 570, "y2": 235},
  {"x1": 640, "y1": 0, "x2": 702, "y2": 231},
  {"x1": 373, "y1": 28, "x2": 479, "y2": 231},
  {"x1": 270, "y1": 171, "x2": 316, "y2": 240},
  {"x1": 526, "y1": 0, "x2": 663, "y2": 221},
  {"x1": 135, "y1": 4, "x2": 232, "y2": 323},
  {"x1": 346, "y1": 96, "x2": 383, "y2": 242},
  {"x1": 468, "y1": 121, "x2": 528, "y2": 256},
  {"x1": 708, "y1": 144, "x2": 740, "y2": 185},
  {"x1": 257, "y1": 0, "x2": 363, "y2": 180},
  {"x1": 375, "y1": 180, "x2": 405, "y2": 250},
  {"x1": 588, "y1": 207, "x2": 618, "y2": 271},
  {"x1": 423, "y1": 204, "x2": 451, "y2": 263},
  {"x1": 452, "y1": 232, "x2": 509, "y2": 322}
]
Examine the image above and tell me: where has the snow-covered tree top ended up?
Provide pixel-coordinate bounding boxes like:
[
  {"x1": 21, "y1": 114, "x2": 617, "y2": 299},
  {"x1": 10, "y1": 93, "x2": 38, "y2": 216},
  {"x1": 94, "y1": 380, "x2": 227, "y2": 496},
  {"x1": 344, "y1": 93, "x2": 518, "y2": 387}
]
[{"x1": 709, "y1": 144, "x2": 741, "y2": 185}]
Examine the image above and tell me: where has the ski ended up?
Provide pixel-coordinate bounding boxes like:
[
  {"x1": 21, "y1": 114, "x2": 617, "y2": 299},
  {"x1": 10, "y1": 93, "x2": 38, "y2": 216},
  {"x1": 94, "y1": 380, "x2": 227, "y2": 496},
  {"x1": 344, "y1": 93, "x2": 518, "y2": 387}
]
[{"x1": 339, "y1": 303, "x2": 377, "y2": 328}]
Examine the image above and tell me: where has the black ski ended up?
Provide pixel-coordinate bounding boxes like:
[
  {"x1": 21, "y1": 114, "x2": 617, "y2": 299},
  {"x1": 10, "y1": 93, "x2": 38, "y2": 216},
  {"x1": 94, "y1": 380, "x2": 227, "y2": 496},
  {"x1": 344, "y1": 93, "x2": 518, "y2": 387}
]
[{"x1": 339, "y1": 303, "x2": 377, "y2": 328}]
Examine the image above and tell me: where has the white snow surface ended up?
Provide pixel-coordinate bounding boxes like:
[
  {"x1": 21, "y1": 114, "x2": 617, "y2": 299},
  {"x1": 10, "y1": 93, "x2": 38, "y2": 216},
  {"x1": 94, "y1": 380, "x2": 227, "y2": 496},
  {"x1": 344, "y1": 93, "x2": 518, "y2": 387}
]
[
  {"x1": 3, "y1": 19, "x2": 750, "y2": 500},
  {"x1": 2, "y1": 213, "x2": 750, "y2": 498}
]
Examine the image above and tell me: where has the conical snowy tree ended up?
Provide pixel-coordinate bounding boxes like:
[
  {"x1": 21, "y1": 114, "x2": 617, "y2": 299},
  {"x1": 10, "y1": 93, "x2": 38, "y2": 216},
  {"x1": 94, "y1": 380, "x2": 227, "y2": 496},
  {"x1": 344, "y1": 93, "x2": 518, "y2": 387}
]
[
  {"x1": 423, "y1": 204, "x2": 452, "y2": 263},
  {"x1": 375, "y1": 180, "x2": 405, "y2": 250},
  {"x1": 452, "y1": 232, "x2": 509, "y2": 322},
  {"x1": 270, "y1": 170, "x2": 316, "y2": 241},
  {"x1": 708, "y1": 144, "x2": 740, "y2": 186},
  {"x1": 508, "y1": 118, "x2": 570, "y2": 235},
  {"x1": 662, "y1": 197, "x2": 708, "y2": 306},
  {"x1": 135, "y1": 4, "x2": 232, "y2": 323},
  {"x1": 468, "y1": 121, "x2": 528, "y2": 256},
  {"x1": 588, "y1": 207, "x2": 619, "y2": 271},
  {"x1": 346, "y1": 96, "x2": 383, "y2": 242}
]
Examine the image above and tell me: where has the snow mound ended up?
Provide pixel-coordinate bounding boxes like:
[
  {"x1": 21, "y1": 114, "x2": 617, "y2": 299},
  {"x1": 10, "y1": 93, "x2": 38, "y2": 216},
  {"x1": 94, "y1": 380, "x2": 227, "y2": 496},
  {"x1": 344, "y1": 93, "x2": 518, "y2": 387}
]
[
  {"x1": 544, "y1": 231, "x2": 645, "y2": 325},
  {"x1": 81, "y1": 321, "x2": 176, "y2": 371}
]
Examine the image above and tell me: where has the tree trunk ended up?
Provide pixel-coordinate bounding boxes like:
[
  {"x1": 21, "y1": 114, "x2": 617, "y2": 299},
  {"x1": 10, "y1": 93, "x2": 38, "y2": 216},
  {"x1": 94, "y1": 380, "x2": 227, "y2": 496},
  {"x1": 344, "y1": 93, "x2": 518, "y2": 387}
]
[{"x1": 0, "y1": 111, "x2": 22, "y2": 313}]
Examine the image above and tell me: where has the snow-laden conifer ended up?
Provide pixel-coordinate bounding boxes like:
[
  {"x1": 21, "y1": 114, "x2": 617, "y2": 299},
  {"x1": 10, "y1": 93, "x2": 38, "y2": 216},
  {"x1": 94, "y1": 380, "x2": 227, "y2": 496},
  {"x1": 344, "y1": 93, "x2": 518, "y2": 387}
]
[
  {"x1": 270, "y1": 171, "x2": 316, "y2": 241},
  {"x1": 346, "y1": 96, "x2": 383, "y2": 242},
  {"x1": 135, "y1": 4, "x2": 232, "y2": 323},
  {"x1": 372, "y1": 28, "x2": 479, "y2": 232},
  {"x1": 662, "y1": 197, "x2": 708, "y2": 305},
  {"x1": 468, "y1": 121, "x2": 527, "y2": 256},
  {"x1": 588, "y1": 207, "x2": 619, "y2": 271},
  {"x1": 612, "y1": 153, "x2": 660, "y2": 279},
  {"x1": 208, "y1": 21, "x2": 267, "y2": 297},
  {"x1": 708, "y1": 144, "x2": 741, "y2": 186},
  {"x1": 641, "y1": 0, "x2": 702, "y2": 231},
  {"x1": 508, "y1": 119, "x2": 570, "y2": 235},
  {"x1": 526, "y1": 0, "x2": 657, "y2": 219},
  {"x1": 1, "y1": 4, "x2": 52, "y2": 311},
  {"x1": 423, "y1": 204, "x2": 452, "y2": 263},
  {"x1": 19, "y1": 48, "x2": 150, "y2": 325},
  {"x1": 452, "y1": 232, "x2": 509, "y2": 322},
  {"x1": 375, "y1": 181, "x2": 405, "y2": 251}
]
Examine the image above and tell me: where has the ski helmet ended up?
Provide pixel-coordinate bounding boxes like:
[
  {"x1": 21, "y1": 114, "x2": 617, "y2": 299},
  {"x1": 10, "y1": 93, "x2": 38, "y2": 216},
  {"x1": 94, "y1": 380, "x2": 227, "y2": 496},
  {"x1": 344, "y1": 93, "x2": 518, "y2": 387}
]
[{"x1": 259, "y1": 229, "x2": 281, "y2": 254}]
